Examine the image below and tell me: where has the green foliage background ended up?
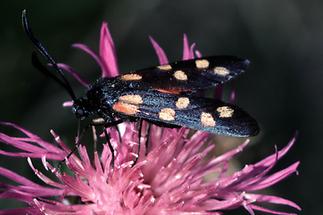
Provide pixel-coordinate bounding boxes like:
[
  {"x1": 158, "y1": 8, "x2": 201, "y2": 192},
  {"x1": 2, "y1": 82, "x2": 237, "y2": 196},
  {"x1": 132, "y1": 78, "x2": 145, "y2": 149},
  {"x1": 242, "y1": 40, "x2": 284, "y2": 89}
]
[{"x1": 0, "y1": 1, "x2": 321, "y2": 214}]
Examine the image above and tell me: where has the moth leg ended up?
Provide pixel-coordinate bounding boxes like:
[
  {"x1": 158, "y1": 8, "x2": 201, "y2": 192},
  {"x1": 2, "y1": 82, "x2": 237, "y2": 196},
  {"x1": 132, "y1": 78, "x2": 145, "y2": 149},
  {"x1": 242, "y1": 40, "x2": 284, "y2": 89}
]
[
  {"x1": 103, "y1": 119, "x2": 123, "y2": 168},
  {"x1": 58, "y1": 123, "x2": 91, "y2": 171},
  {"x1": 58, "y1": 117, "x2": 123, "y2": 170},
  {"x1": 98, "y1": 117, "x2": 124, "y2": 168},
  {"x1": 103, "y1": 127, "x2": 115, "y2": 168},
  {"x1": 91, "y1": 125, "x2": 98, "y2": 152},
  {"x1": 89, "y1": 118, "x2": 123, "y2": 168},
  {"x1": 133, "y1": 120, "x2": 143, "y2": 166},
  {"x1": 91, "y1": 117, "x2": 123, "y2": 149},
  {"x1": 113, "y1": 123, "x2": 122, "y2": 143},
  {"x1": 91, "y1": 116, "x2": 124, "y2": 127},
  {"x1": 145, "y1": 123, "x2": 151, "y2": 155}
]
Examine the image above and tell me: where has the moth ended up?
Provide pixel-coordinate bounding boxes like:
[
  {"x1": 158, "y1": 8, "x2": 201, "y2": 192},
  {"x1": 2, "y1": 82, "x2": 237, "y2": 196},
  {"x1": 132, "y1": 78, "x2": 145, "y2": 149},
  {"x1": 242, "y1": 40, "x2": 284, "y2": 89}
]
[{"x1": 22, "y1": 10, "x2": 259, "y2": 138}]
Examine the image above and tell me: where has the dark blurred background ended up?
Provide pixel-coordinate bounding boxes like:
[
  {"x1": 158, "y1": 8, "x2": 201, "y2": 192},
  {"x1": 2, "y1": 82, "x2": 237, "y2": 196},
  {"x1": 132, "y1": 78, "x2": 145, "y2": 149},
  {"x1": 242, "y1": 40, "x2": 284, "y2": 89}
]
[{"x1": 0, "y1": 1, "x2": 321, "y2": 214}]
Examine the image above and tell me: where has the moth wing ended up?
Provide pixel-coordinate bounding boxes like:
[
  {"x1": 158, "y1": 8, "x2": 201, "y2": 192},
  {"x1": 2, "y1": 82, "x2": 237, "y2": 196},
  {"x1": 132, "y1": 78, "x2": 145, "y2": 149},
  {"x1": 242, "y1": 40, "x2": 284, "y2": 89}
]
[
  {"x1": 112, "y1": 90, "x2": 259, "y2": 137},
  {"x1": 118, "y1": 56, "x2": 250, "y2": 92}
]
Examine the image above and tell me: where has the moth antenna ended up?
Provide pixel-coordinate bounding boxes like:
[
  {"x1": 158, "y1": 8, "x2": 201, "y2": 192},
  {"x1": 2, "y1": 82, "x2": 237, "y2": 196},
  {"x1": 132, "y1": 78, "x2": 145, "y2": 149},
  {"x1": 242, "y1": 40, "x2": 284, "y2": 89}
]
[
  {"x1": 22, "y1": 9, "x2": 76, "y2": 100},
  {"x1": 32, "y1": 52, "x2": 78, "y2": 98}
]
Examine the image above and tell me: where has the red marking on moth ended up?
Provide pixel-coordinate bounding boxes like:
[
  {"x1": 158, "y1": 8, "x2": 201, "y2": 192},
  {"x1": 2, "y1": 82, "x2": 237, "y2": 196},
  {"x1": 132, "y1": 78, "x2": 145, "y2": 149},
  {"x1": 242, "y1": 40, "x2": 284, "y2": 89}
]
[
  {"x1": 155, "y1": 88, "x2": 187, "y2": 95},
  {"x1": 112, "y1": 102, "x2": 140, "y2": 115}
]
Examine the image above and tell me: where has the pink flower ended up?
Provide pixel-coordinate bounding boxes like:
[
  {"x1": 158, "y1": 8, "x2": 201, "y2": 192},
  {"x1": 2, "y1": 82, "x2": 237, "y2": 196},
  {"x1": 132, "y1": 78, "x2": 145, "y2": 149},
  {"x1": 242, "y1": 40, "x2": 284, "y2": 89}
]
[{"x1": 0, "y1": 23, "x2": 300, "y2": 215}]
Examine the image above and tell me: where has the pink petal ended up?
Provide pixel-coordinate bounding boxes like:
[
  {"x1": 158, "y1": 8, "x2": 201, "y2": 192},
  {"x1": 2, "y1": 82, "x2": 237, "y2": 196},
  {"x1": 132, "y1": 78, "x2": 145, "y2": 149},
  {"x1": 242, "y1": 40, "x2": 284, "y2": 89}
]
[
  {"x1": 190, "y1": 43, "x2": 197, "y2": 57},
  {"x1": 248, "y1": 193, "x2": 301, "y2": 210},
  {"x1": 0, "y1": 150, "x2": 63, "y2": 160},
  {"x1": 250, "y1": 204, "x2": 298, "y2": 215},
  {"x1": 0, "y1": 208, "x2": 39, "y2": 215},
  {"x1": 202, "y1": 198, "x2": 243, "y2": 210},
  {"x1": 0, "y1": 191, "x2": 33, "y2": 202},
  {"x1": 255, "y1": 136, "x2": 296, "y2": 168},
  {"x1": 0, "y1": 132, "x2": 53, "y2": 155},
  {"x1": 99, "y1": 22, "x2": 119, "y2": 77},
  {"x1": 1, "y1": 122, "x2": 41, "y2": 140},
  {"x1": 57, "y1": 63, "x2": 89, "y2": 87},
  {"x1": 209, "y1": 140, "x2": 249, "y2": 166},
  {"x1": 149, "y1": 36, "x2": 169, "y2": 64},
  {"x1": 72, "y1": 43, "x2": 104, "y2": 74},
  {"x1": 195, "y1": 49, "x2": 202, "y2": 58},
  {"x1": 27, "y1": 158, "x2": 65, "y2": 189},
  {"x1": 230, "y1": 90, "x2": 236, "y2": 103},
  {"x1": 1, "y1": 186, "x2": 63, "y2": 198},
  {"x1": 182, "y1": 34, "x2": 196, "y2": 60},
  {"x1": 0, "y1": 122, "x2": 65, "y2": 157},
  {"x1": 182, "y1": 34, "x2": 191, "y2": 60},
  {"x1": 49, "y1": 130, "x2": 71, "y2": 153},
  {"x1": 0, "y1": 167, "x2": 40, "y2": 187},
  {"x1": 63, "y1": 100, "x2": 74, "y2": 107},
  {"x1": 247, "y1": 162, "x2": 300, "y2": 191},
  {"x1": 243, "y1": 204, "x2": 255, "y2": 215}
]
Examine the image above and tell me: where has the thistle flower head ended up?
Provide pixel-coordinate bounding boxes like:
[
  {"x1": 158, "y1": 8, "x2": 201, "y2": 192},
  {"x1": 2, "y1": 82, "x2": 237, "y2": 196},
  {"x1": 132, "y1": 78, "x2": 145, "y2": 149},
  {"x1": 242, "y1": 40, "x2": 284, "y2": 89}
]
[
  {"x1": 0, "y1": 22, "x2": 300, "y2": 215},
  {"x1": 0, "y1": 122, "x2": 300, "y2": 215}
]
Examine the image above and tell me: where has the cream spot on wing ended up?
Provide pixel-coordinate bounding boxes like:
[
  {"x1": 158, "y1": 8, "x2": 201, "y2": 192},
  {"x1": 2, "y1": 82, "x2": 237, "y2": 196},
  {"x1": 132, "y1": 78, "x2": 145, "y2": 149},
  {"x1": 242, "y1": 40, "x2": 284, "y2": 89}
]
[
  {"x1": 119, "y1": 94, "x2": 143, "y2": 105},
  {"x1": 176, "y1": 97, "x2": 190, "y2": 109},
  {"x1": 214, "y1": 67, "x2": 230, "y2": 76},
  {"x1": 195, "y1": 59, "x2": 210, "y2": 69},
  {"x1": 120, "y1": 74, "x2": 142, "y2": 81},
  {"x1": 217, "y1": 106, "x2": 234, "y2": 118},
  {"x1": 173, "y1": 70, "x2": 188, "y2": 81},
  {"x1": 201, "y1": 112, "x2": 216, "y2": 127},
  {"x1": 159, "y1": 108, "x2": 176, "y2": 121},
  {"x1": 157, "y1": 64, "x2": 172, "y2": 71}
]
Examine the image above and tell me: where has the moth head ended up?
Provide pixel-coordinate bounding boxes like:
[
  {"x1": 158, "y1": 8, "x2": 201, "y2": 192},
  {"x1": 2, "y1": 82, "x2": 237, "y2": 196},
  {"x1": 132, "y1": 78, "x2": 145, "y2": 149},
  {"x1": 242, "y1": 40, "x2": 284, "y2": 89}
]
[{"x1": 72, "y1": 98, "x2": 91, "y2": 120}]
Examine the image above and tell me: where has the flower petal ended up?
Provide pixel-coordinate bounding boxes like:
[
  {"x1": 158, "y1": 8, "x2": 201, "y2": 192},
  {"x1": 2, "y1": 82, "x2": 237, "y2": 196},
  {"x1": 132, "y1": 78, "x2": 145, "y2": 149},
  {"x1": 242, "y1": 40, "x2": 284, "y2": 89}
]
[
  {"x1": 57, "y1": 63, "x2": 89, "y2": 87},
  {"x1": 182, "y1": 34, "x2": 198, "y2": 60},
  {"x1": 250, "y1": 204, "x2": 298, "y2": 215},
  {"x1": 182, "y1": 34, "x2": 191, "y2": 60},
  {"x1": 72, "y1": 43, "x2": 104, "y2": 75},
  {"x1": 99, "y1": 22, "x2": 119, "y2": 77},
  {"x1": 62, "y1": 100, "x2": 74, "y2": 107},
  {"x1": 247, "y1": 162, "x2": 300, "y2": 191},
  {"x1": 0, "y1": 167, "x2": 39, "y2": 187},
  {"x1": 149, "y1": 36, "x2": 169, "y2": 64},
  {"x1": 247, "y1": 193, "x2": 301, "y2": 210}
]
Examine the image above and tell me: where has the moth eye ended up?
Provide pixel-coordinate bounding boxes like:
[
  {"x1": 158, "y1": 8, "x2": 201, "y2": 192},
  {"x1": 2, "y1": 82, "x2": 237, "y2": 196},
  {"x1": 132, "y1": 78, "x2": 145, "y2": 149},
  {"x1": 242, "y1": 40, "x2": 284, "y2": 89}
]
[{"x1": 73, "y1": 107, "x2": 87, "y2": 120}]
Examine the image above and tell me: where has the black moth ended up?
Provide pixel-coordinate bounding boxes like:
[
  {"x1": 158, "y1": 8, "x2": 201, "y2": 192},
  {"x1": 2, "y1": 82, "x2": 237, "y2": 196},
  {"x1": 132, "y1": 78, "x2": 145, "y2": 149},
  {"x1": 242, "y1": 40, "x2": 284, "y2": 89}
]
[{"x1": 22, "y1": 10, "x2": 259, "y2": 138}]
